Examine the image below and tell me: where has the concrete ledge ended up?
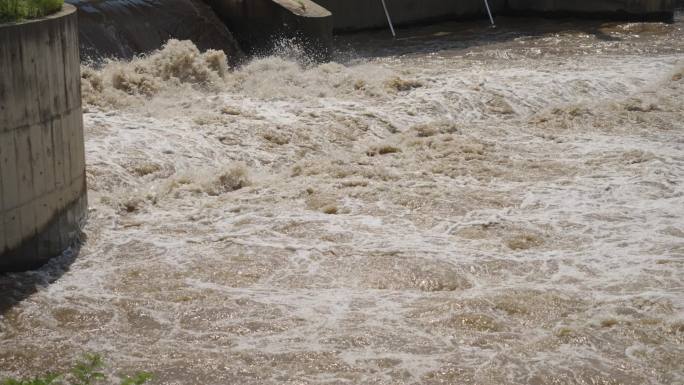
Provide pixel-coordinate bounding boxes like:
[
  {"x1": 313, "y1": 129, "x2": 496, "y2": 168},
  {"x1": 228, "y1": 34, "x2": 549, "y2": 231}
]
[
  {"x1": 0, "y1": 4, "x2": 88, "y2": 272},
  {"x1": 205, "y1": 0, "x2": 333, "y2": 60}
]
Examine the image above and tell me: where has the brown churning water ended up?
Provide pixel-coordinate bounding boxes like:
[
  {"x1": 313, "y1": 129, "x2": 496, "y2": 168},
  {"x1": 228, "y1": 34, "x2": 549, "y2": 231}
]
[{"x1": 1, "y1": 12, "x2": 683, "y2": 385}]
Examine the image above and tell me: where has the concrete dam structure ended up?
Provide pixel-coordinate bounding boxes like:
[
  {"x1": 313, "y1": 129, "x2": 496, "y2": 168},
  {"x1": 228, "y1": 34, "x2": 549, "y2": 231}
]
[
  {"x1": 62, "y1": 0, "x2": 675, "y2": 62},
  {"x1": 205, "y1": 0, "x2": 674, "y2": 59},
  {"x1": 0, "y1": 5, "x2": 88, "y2": 272}
]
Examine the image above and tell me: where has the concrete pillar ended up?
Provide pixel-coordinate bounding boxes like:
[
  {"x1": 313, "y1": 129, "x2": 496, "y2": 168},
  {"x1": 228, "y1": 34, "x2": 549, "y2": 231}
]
[{"x1": 0, "y1": 4, "x2": 88, "y2": 272}]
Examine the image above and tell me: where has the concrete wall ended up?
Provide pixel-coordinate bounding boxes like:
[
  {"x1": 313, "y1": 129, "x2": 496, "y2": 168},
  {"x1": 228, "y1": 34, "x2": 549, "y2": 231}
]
[
  {"x1": 312, "y1": 0, "x2": 674, "y2": 32},
  {"x1": 206, "y1": 0, "x2": 333, "y2": 60},
  {"x1": 67, "y1": 0, "x2": 244, "y2": 65},
  {"x1": 315, "y1": 0, "x2": 506, "y2": 31},
  {"x1": 507, "y1": 0, "x2": 675, "y2": 20},
  {"x1": 0, "y1": 4, "x2": 87, "y2": 272}
]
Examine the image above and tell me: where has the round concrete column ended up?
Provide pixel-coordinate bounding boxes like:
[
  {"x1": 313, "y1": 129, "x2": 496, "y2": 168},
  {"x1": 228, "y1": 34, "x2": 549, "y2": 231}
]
[{"x1": 0, "y1": 4, "x2": 87, "y2": 272}]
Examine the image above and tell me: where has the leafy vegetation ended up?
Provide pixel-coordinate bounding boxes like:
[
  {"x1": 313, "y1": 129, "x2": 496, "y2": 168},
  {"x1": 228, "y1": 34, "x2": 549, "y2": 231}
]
[
  {"x1": 1, "y1": 354, "x2": 152, "y2": 385},
  {"x1": 0, "y1": 0, "x2": 64, "y2": 23}
]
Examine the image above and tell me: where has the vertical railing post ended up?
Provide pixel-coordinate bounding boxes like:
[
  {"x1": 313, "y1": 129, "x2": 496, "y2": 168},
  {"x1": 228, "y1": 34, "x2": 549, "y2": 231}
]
[
  {"x1": 484, "y1": 0, "x2": 496, "y2": 27},
  {"x1": 380, "y1": 0, "x2": 396, "y2": 37}
]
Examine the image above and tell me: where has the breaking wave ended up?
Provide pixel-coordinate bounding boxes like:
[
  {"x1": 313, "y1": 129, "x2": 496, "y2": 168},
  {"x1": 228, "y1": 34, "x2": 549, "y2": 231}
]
[
  {"x1": 82, "y1": 39, "x2": 230, "y2": 107},
  {"x1": 81, "y1": 39, "x2": 428, "y2": 109}
]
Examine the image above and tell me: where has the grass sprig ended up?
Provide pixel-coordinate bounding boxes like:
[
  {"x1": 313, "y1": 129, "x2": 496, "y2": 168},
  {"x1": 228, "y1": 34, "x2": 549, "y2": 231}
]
[
  {"x1": 0, "y1": 0, "x2": 64, "y2": 23},
  {"x1": 1, "y1": 354, "x2": 152, "y2": 385}
]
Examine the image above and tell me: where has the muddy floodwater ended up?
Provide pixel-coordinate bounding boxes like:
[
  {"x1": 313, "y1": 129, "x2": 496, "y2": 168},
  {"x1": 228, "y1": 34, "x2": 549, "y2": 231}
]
[{"x1": 1, "y1": 13, "x2": 683, "y2": 385}]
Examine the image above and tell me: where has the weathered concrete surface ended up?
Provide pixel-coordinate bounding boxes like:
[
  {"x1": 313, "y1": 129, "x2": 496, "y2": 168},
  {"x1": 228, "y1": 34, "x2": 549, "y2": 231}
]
[
  {"x1": 0, "y1": 4, "x2": 88, "y2": 272},
  {"x1": 67, "y1": 0, "x2": 244, "y2": 64},
  {"x1": 507, "y1": 0, "x2": 675, "y2": 20},
  {"x1": 205, "y1": 0, "x2": 333, "y2": 60},
  {"x1": 315, "y1": 0, "x2": 506, "y2": 31},
  {"x1": 312, "y1": 0, "x2": 673, "y2": 32}
]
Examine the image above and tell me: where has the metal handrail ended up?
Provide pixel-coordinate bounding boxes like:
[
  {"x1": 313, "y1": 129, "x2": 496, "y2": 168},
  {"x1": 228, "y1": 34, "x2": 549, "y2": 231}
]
[
  {"x1": 380, "y1": 0, "x2": 396, "y2": 37},
  {"x1": 379, "y1": 0, "x2": 496, "y2": 38},
  {"x1": 484, "y1": 0, "x2": 496, "y2": 27}
]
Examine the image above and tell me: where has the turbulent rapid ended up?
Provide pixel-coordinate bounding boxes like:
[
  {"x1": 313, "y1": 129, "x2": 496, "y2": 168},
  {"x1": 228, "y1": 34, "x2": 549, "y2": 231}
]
[{"x1": 1, "y1": 14, "x2": 683, "y2": 385}]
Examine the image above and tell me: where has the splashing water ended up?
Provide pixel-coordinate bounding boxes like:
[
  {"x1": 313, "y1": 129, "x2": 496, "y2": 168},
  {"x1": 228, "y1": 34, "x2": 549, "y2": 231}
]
[{"x1": 2, "y1": 14, "x2": 684, "y2": 385}]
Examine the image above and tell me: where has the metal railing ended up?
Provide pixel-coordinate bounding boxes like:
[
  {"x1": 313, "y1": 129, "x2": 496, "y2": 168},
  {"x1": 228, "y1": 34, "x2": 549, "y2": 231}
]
[{"x1": 380, "y1": 0, "x2": 496, "y2": 37}]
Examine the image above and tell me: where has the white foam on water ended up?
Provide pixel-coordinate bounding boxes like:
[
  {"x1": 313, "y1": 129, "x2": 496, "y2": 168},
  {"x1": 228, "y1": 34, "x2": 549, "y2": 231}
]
[{"x1": 1, "y1": 18, "x2": 684, "y2": 385}]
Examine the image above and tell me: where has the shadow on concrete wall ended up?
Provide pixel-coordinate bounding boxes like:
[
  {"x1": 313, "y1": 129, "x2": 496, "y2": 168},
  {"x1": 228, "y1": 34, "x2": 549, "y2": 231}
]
[
  {"x1": 67, "y1": 0, "x2": 244, "y2": 64},
  {"x1": 0, "y1": 237, "x2": 83, "y2": 315},
  {"x1": 333, "y1": 15, "x2": 635, "y2": 60}
]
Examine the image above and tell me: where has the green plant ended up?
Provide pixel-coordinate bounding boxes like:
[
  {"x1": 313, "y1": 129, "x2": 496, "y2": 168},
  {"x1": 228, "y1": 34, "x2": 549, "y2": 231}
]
[
  {"x1": 0, "y1": 0, "x2": 64, "y2": 23},
  {"x1": 1, "y1": 373, "x2": 60, "y2": 385},
  {"x1": 70, "y1": 354, "x2": 106, "y2": 385},
  {"x1": 1, "y1": 354, "x2": 152, "y2": 385}
]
